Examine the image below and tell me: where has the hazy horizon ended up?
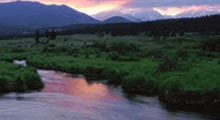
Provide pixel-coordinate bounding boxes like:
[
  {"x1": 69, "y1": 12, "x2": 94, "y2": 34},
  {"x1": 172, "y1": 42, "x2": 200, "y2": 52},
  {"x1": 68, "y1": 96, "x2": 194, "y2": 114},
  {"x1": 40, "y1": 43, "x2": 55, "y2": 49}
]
[{"x1": 0, "y1": 0, "x2": 219, "y2": 21}]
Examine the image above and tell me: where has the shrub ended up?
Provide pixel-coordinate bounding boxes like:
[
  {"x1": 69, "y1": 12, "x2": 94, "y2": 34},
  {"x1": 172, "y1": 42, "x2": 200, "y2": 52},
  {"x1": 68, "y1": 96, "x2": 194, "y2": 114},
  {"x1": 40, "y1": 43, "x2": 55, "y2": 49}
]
[
  {"x1": 200, "y1": 38, "x2": 220, "y2": 52},
  {"x1": 110, "y1": 41, "x2": 140, "y2": 55},
  {"x1": 158, "y1": 62, "x2": 220, "y2": 106},
  {"x1": 42, "y1": 46, "x2": 49, "y2": 52},
  {"x1": 84, "y1": 65, "x2": 103, "y2": 80},
  {"x1": 96, "y1": 32, "x2": 105, "y2": 38},
  {"x1": 14, "y1": 78, "x2": 26, "y2": 92},
  {"x1": 0, "y1": 61, "x2": 44, "y2": 93},
  {"x1": 25, "y1": 74, "x2": 44, "y2": 91},
  {"x1": 176, "y1": 49, "x2": 189, "y2": 60},
  {"x1": 158, "y1": 77, "x2": 185, "y2": 104},
  {"x1": 148, "y1": 49, "x2": 163, "y2": 58},
  {"x1": 159, "y1": 55, "x2": 179, "y2": 72},
  {"x1": 92, "y1": 41, "x2": 107, "y2": 51},
  {"x1": 101, "y1": 67, "x2": 124, "y2": 85},
  {"x1": 122, "y1": 74, "x2": 157, "y2": 95},
  {"x1": 117, "y1": 56, "x2": 140, "y2": 62},
  {"x1": 159, "y1": 54, "x2": 192, "y2": 72},
  {"x1": 107, "y1": 52, "x2": 120, "y2": 60},
  {"x1": 48, "y1": 43, "x2": 56, "y2": 47},
  {"x1": 12, "y1": 48, "x2": 25, "y2": 53},
  {"x1": 67, "y1": 48, "x2": 80, "y2": 56},
  {"x1": 197, "y1": 50, "x2": 218, "y2": 58},
  {"x1": 0, "y1": 76, "x2": 9, "y2": 94}
]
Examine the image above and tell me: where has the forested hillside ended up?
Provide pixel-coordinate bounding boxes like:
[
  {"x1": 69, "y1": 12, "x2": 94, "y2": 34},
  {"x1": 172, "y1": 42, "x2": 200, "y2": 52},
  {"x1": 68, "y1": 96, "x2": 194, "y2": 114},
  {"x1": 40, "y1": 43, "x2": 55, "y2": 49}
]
[{"x1": 60, "y1": 15, "x2": 220, "y2": 36}]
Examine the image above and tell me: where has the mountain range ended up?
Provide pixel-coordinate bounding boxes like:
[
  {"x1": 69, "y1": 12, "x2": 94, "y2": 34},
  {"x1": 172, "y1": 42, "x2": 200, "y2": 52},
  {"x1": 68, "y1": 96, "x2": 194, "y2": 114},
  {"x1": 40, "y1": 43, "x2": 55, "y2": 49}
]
[
  {"x1": 93, "y1": 11, "x2": 142, "y2": 22},
  {"x1": 93, "y1": 10, "x2": 167, "y2": 22},
  {"x1": 103, "y1": 16, "x2": 132, "y2": 24},
  {"x1": 0, "y1": 1, "x2": 219, "y2": 31},
  {"x1": 93, "y1": 8, "x2": 220, "y2": 22},
  {"x1": 0, "y1": 1, "x2": 99, "y2": 28}
]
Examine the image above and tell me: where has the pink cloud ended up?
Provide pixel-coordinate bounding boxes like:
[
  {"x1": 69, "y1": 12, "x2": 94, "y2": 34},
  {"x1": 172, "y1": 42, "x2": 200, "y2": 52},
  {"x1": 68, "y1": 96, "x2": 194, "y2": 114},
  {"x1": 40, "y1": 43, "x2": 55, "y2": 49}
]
[
  {"x1": 154, "y1": 4, "x2": 220, "y2": 16},
  {"x1": 2, "y1": 0, "x2": 129, "y2": 14},
  {"x1": 0, "y1": 0, "x2": 219, "y2": 16}
]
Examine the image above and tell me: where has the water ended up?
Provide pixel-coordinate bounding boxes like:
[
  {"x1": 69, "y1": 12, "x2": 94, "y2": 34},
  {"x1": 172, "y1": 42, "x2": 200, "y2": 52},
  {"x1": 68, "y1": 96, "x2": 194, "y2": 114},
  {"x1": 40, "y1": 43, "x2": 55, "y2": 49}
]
[
  {"x1": 13, "y1": 60, "x2": 27, "y2": 67},
  {"x1": 0, "y1": 69, "x2": 218, "y2": 120}
]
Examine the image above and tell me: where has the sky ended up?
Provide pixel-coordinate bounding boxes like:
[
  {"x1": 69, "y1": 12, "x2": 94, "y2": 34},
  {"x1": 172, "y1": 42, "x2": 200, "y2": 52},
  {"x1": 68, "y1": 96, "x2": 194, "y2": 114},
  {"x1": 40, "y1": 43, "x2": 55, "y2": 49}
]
[{"x1": 0, "y1": 0, "x2": 220, "y2": 16}]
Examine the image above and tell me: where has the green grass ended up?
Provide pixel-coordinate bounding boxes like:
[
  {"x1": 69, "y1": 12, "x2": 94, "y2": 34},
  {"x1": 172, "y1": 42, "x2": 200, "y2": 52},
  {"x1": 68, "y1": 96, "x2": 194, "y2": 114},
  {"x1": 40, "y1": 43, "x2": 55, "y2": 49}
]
[
  {"x1": 0, "y1": 34, "x2": 219, "y2": 110},
  {"x1": 0, "y1": 61, "x2": 44, "y2": 94},
  {"x1": 122, "y1": 73, "x2": 157, "y2": 95},
  {"x1": 158, "y1": 61, "x2": 220, "y2": 107},
  {"x1": 27, "y1": 54, "x2": 158, "y2": 84}
]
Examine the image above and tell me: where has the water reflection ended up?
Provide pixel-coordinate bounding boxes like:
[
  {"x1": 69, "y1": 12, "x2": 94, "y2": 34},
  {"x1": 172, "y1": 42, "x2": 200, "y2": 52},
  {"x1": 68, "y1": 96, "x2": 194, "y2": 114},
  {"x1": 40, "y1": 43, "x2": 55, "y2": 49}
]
[
  {"x1": 38, "y1": 70, "x2": 121, "y2": 112},
  {"x1": 40, "y1": 70, "x2": 120, "y2": 100},
  {"x1": 0, "y1": 70, "x2": 218, "y2": 120},
  {"x1": 13, "y1": 60, "x2": 27, "y2": 66}
]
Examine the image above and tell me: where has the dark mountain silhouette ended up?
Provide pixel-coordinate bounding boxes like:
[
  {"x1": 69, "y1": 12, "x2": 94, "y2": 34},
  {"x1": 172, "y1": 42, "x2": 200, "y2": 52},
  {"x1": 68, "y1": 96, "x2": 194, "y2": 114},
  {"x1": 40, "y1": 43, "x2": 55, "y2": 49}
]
[
  {"x1": 0, "y1": 23, "x2": 30, "y2": 39},
  {"x1": 93, "y1": 10, "x2": 167, "y2": 22},
  {"x1": 0, "y1": 1, "x2": 100, "y2": 28},
  {"x1": 0, "y1": 23, "x2": 23, "y2": 35},
  {"x1": 103, "y1": 16, "x2": 132, "y2": 23},
  {"x1": 1, "y1": 12, "x2": 219, "y2": 39},
  {"x1": 59, "y1": 15, "x2": 220, "y2": 36},
  {"x1": 93, "y1": 11, "x2": 141, "y2": 22}
]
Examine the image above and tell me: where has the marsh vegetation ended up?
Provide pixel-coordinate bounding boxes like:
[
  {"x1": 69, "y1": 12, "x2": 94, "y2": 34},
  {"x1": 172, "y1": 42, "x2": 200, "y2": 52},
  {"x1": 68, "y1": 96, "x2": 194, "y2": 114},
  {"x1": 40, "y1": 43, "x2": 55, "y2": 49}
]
[{"x1": 0, "y1": 34, "x2": 219, "y2": 112}]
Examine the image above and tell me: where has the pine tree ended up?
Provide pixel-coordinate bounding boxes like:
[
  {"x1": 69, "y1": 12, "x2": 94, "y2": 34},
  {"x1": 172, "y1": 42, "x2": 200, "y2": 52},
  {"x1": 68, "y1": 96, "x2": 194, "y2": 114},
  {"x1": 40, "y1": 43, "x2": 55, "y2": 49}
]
[
  {"x1": 45, "y1": 30, "x2": 49, "y2": 38},
  {"x1": 50, "y1": 29, "x2": 57, "y2": 40},
  {"x1": 35, "y1": 30, "x2": 40, "y2": 44}
]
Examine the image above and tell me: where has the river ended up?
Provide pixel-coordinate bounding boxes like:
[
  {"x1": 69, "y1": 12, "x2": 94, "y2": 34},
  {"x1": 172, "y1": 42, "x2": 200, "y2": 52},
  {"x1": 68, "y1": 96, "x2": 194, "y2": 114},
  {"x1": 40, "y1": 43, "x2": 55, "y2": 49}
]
[{"x1": 0, "y1": 68, "x2": 218, "y2": 120}]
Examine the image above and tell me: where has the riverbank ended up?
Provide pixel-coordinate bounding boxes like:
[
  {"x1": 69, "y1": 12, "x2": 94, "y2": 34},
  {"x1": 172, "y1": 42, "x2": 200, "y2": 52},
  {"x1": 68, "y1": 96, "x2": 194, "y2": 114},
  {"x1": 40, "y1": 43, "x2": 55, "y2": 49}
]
[
  {"x1": 26, "y1": 54, "x2": 220, "y2": 110},
  {"x1": 0, "y1": 34, "x2": 219, "y2": 111},
  {"x1": 0, "y1": 61, "x2": 44, "y2": 94},
  {"x1": 1, "y1": 69, "x2": 218, "y2": 120}
]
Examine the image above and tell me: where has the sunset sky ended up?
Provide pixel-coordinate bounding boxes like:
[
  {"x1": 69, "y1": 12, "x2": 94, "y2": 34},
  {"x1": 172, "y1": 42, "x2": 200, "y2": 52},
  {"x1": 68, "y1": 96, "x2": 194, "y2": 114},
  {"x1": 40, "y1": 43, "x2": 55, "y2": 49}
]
[{"x1": 1, "y1": 0, "x2": 220, "y2": 16}]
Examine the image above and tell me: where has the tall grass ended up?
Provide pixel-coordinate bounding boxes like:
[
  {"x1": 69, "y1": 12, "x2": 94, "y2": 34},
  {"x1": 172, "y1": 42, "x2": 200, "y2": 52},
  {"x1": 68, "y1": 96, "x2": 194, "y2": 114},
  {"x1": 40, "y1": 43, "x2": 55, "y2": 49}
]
[
  {"x1": 0, "y1": 61, "x2": 44, "y2": 94},
  {"x1": 0, "y1": 34, "x2": 220, "y2": 110},
  {"x1": 158, "y1": 61, "x2": 220, "y2": 107}
]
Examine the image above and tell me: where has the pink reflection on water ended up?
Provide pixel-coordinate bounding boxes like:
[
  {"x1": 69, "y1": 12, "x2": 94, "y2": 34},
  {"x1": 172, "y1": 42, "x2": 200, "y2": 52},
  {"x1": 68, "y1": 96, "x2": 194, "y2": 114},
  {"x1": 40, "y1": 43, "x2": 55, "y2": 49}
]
[
  {"x1": 42, "y1": 71, "x2": 118, "y2": 100},
  {"x1": 38, "y1": 70, "x2": 120, "y2": 111}
]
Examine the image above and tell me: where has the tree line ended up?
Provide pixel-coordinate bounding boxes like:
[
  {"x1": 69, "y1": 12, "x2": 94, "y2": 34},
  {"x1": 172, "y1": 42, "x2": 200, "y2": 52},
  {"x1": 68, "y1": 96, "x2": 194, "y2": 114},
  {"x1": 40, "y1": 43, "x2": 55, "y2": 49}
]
[
  {"x1": 35, "y1": 29, "x2": 57, "y2": 44},
  {"x1": 59, "y1": 14, "x2": 220, "y2": 36}
]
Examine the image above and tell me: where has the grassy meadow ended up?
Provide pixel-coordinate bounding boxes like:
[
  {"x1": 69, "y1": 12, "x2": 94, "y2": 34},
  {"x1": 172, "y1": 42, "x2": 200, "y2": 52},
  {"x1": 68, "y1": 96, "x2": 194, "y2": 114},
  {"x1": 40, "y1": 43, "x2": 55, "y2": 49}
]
[
  {"x1": 0, "y1": 61, "x2": 44, "y2": 94},
  {"x1": 0, "y1": 34, "x2": 219, "y2": 110}
]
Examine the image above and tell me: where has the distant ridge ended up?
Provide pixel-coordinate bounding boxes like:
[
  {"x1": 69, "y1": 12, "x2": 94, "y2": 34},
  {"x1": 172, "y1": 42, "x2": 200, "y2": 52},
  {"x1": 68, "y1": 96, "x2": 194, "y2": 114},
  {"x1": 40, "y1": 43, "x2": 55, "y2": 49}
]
[
  {"x1": 0, "y1": 1, "x2": 100, "y2": 28},
  {"x1": 1, "y1": 13, "x2": 219, "y2": 39},
  {"x1": 103, "y1": 16, "x2": 132, "y2": 24},
  {"x1": 59, "y1": 14, "x2": 220, "y2": 36}
]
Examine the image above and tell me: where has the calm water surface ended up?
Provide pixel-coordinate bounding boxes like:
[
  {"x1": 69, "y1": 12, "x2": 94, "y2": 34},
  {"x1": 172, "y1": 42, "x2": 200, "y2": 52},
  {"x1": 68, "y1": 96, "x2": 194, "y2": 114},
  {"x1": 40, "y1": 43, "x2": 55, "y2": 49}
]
[{"x1": 0, "y1": 70, "x2": 218, "y2": 120}]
